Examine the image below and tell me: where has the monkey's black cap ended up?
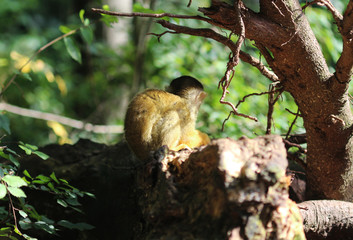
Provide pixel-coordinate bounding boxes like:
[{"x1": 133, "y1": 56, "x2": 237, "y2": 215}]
[{"x1": 167, "y1": 76, "x2": 204, "y2": 96}]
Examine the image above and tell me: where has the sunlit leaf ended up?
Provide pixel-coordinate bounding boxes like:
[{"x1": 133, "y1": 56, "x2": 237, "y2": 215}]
[
  {"x1": 100, "y1": 5, "x2": 118, "y2": 27},
  {"x1": 35, "y1": 175, "x2": 51, "y2": 183},
  {"x1": 33, "y1": 151, "x2": 49, "y2": 160},
  {"x1": 84, "y1": 18, "x2": 90, "y2": 26},
  {"x1": 7, "y1": 186, "x2": 26, "y2": 198},
  {"x1": 19, "y1": 210, "x2": 28, "y2": 218},
  {"x1": 23, "y1": 170, "x2": 32, "y2": 179},
  {"x1": 0, "y1": 184, "x2": 6, "y2": 199},
  {"x1": 2, "y1": 175, "x2": 27, "y2": 187},
  {"x1": 49, "y1": 172, "x2": 59, "y2": 184},
  {"x1": 79, "y1": 9, "x2": 85, "y2": 23},
  {"x1": 57, "y1": 199, "x2": 68, "y2": 207},
  {"x1": 64, "y1": 37, "x2": 82, "y2": 64},
  {"x1": 59, "y1": 25, "x2": 73, "y2": 34}
]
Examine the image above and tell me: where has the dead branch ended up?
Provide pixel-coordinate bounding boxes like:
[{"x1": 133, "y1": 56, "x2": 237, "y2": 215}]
[
  {"x1": 0, "y1": 102, "x2": 123, "y2": 134},
  {"x1": 299, "y1": 200, "x2": 353, "y2": 239},
  {"x1": 285, "y1": 108, "x2": 300, "y2": 139}
]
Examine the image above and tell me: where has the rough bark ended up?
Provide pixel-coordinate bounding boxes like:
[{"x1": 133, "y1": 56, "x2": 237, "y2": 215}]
[
  {"x1": 137, "y1": 135, "x2": 305, "y2": 239},
  {"x1": 298, "y1": 200, "x2": 353, "y2": 240},
  {"x1": 195, "y1": 0, "x2": 353, "y2": 201}
]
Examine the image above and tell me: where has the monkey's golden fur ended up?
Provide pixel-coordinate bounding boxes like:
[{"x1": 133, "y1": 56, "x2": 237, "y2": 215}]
[{"x1": 124, "y1": 76, "x2": 210, "y2": 160}]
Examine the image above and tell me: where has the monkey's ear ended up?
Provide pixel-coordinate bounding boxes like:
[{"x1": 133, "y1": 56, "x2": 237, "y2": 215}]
[{"x1": 198, "y1": 91, "x2": 207, "y2": 102}]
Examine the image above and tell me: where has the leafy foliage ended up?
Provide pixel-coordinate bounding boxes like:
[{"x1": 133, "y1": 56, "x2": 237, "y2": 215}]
[{"x1": 0, "y1": 142, "x2": 94, "y2": 239}]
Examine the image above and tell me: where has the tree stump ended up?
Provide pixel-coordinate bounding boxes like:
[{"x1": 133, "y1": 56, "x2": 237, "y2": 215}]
[{"x1": 137, "y1": 135, "x2": 305, "y2": 239}]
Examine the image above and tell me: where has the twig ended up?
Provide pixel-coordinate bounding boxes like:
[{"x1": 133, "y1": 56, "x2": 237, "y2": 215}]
[
  {"x1": 285, "y1": 108, "x2": 302, "y2": 117},
  {"x1": 91, "y1": 8, "x2": 215, "y2": 25},
  {"x1": 285, "y1": 108, "x2": 300, "y2": 139},
  {"x1": 218, "y1": 1, "x2": 258, "y2": 127},
  {"x1": 283, "y1": 139, "x2": 307, "y2": 153},
  {"x1": 236, "y1": 89, "x2": 279, "y2": 108},
  {"x1": 147, "y1": 31, "x2": 178, "y2": 42},
  {"x1": 0, "y1": 102, "x2": 123, "y2": 134},
  {"x1": 156, "y1": 20, "x2": 278, "y2": 82},
  {"x1": 5, "y1": 183, "x2": 22, "y2": 236},
  {"x1": 239, "y1": 51, "x2": 279, "y2": 82},
  {"x1": 266, "y1": 86, "x2": 283, "y2": 134},
  {"x1": 302, "y1": 0, "x2": 321, "y2": 10}
]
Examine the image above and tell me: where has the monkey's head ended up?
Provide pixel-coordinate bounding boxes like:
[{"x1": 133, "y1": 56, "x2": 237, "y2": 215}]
[{"x1": 167, "y1": 76, "x2": 207, "y2": 106}]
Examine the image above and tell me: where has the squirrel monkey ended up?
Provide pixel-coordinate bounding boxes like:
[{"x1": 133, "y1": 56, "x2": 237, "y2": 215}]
[{"x1": 124, "y1": 76, "x2": 210, "y2": 160}]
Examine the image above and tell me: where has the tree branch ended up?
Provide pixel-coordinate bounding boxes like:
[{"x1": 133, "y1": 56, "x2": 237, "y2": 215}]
[
  {"x1": 0, "y1": 102, "x2": 123, "y2": 134},
  {"x1": 157, "y1": 20, "x2": 278, "y2": 82},
  {"x1": 91, "y1": 8, "x2": 216, "y2": 25},
  {"x1": 334, "y1": 0, "x2": 353, "y2": 84}
]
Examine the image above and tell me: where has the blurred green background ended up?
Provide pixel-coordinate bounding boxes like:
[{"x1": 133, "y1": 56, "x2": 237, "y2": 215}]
[{"x1": 0, "y1": 0, "x2": 348, "y2": 146}]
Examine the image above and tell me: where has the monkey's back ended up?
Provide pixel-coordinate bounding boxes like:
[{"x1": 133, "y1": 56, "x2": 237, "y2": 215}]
[{"x1": 124, "y1": 89, "x2": 187, "y2": 159}]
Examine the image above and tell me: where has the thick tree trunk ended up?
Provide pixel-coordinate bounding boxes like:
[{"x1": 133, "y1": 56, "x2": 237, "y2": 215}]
[{"x1": 197, "y1": 0, "x2": 353, "y2": 201}]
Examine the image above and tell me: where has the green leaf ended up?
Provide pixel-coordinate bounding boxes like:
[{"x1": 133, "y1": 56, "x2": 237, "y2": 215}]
[
  {"x1": 7, "y1": 186, "x2": 27, "y2": 198},
  {"x1": 35, "y1": 175, "x2": 51, "y2": 183},
  {"x1": 59, "y1": 178, "x2": 69, "y2": 184},
  {"x1": 0, "y1": 114, "x2": 11, "y2": 134},
  {"x1": 0, "y1": 150, "x2": 9, "y2": 160},
  {"x1": 49, "y1": 172, "x2": 59, "y2": 184},
  {"x1": 100, "y1": 5, "x2": 118, "y2": 27},
  {"x1": 47, "y1": 182, "x2": 55, "y2": 191},
  {"x1": 9, "y1": 154, "x2": 19, "y2": 168},
  {"x1": 65, "y1": 196, "x2": 81, "y2": 206},
  {"x1": 75, "y1": 222, "x2": 95, "y2": 230},
  {"x1": 133, "y1": 3, "x2": 155, "y2": 13},
  {"x1": 5, "y1": 148, "x2": 19, "y2": 157},
  {"x1": 83, "y1": 191, "x2": 95, "y2": 198},
  {"x1": 19, "y1": 210, "x2": 28, "y2": 218},
  {"x1": 59, "y1": 25, "x2": 73, "y2": 34},
  {"x1": 57, "y1": 199, "x2": 68, "y2": 208},
  {"x1": 64, "y1": 37, "x2": 82, "y2": 64},
  {"x1": 0, "y1": 184, "x2": 6, "y2": 199},
  {"x1": 84, "y1": 18, "x2": 90, "y2": 26},
  {"x1": 18, "y1": 143, "x2": 38, "y2": 155},
  {"x1": 20, "y1": 73, "x2": 32, "y2": 81},
  {"x1": 33, "y1": 151, "x2": 49, "y2": 160},
  {"x1": 34, "y1": 221, "x2": 55, "y2": 234},
  {"x1": 58, "y1": 220, "x2": 94, "y2": 230},
  {"x1": 80, "y1": 27, "x2": 93, "y2": 44},
  {"x1": 2, "y1": 175, "x2": 27, "y2": 187},
  {"x1": 24, "y1": 143, "x2": 38, "y2": 151},
  {"x1": 79, "y1": 9, "x2": 85, "y2": 23},
  {"x1": 23, "y1": 170, "x2": 32, "y2": 179}
]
